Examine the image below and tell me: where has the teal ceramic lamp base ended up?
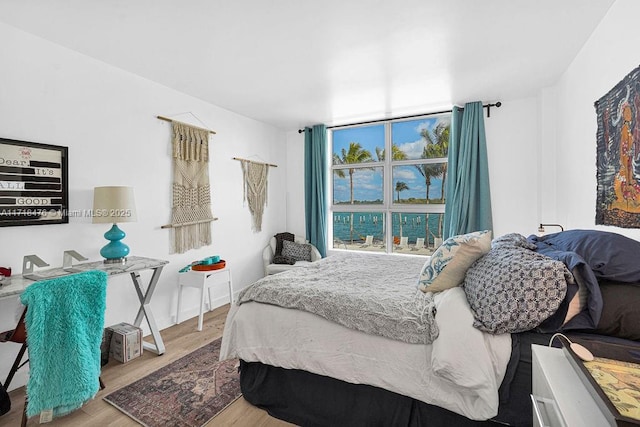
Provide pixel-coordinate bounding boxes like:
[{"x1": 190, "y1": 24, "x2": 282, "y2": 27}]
[{"x1": 100, "y1": 224, "x2": 130, "y2": 264}]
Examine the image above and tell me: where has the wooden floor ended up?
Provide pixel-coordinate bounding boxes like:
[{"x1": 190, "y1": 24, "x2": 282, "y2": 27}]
[{"x1": 3, "y1": 304, "x2": 295, "y2": 426}]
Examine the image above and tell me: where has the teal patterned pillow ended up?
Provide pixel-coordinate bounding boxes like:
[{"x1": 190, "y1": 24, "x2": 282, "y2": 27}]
[{"x1": 418, "y1": 230, "x2": 492, "y2": 292}]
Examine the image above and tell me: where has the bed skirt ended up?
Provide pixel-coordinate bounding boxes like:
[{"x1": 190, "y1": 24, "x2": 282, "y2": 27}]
[
  {"x1": 239, "y1": 360, "x2": 495, "y2": 427},
  {"x1": 238, "y1": 330, "x2": 561, "y2": 426}
]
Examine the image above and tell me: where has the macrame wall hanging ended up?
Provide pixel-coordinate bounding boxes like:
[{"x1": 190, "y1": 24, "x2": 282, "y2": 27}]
[
  {"x1": 159, "y1": 117, "x2": 217, "y2": 253},
  {"x1": 235, "y1": 157, "x2": 277, "y2": 232}
]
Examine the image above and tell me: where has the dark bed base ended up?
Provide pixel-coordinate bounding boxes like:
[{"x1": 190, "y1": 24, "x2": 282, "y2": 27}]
[
  {"x1": 240, "y1": 360, "x2": 495, "y2": 427},
  {"x1": 240, "y1": 331, "x2": 640, "y2": 427},
  {"x1": 239, "y1": 331, "x2": 563, "y2": 427}
]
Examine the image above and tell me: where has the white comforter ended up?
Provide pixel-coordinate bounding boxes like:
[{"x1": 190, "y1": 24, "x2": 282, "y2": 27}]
[{"x1": 220, "y1": 286, "x2": 512, "y2": 420}]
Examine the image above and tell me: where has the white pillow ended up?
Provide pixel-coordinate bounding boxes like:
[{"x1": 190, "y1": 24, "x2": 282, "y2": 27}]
[{"x1": 418, "y1": 230, "x2": 492, "y2": 293}]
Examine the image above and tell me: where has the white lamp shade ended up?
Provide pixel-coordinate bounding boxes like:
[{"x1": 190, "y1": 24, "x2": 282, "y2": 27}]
[{"x1": 92, "y1": 186, "x2": 138, "y2": 224}]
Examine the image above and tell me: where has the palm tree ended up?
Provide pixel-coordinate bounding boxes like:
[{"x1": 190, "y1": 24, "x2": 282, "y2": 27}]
[
  {"x1": 334, "y1": 142, "x2": 372, "y2": 242},
  {"x1": 426, "y1": 123, "x2": 449, "y2": 237},
  {"x1": 395, "y1": 181, "x2": 409, "y2": 202},
  {"x1": 414, "y1": 122, "x2": 450, "y2": 244},
  {"x1": 376, "y1": 144, "x2": 409, "y2": 247},
  {"x1": 415, "y1": 123, "x2": 449, "y2": 202},
  {"x1": 375, "y1": 144, "x2": 407, "y2": 162},
  {"x1": 422, "y1": 123, "x2": 450, "y2": 201}
]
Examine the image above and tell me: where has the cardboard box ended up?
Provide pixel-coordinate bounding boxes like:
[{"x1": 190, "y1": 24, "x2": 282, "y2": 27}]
[
  {"x1": 108, "y1": 322, "x2": 143, "y2": 363},
  {"x1": 100, "y1": 328, "x2": 113, "y2": 366}
]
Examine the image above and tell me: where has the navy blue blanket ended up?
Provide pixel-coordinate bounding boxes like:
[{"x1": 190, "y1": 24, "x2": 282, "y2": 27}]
[
  {"x1": 527, "y1": 236, "x2": 602, "y2": 331},
  {"x1": 529, "y1": 229, "x2": 640, "y2": 332}
]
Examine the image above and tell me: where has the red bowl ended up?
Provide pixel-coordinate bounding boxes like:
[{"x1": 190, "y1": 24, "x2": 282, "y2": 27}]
[{"x1": 192, "y1": 260, "x2": 226, "y2": 271}]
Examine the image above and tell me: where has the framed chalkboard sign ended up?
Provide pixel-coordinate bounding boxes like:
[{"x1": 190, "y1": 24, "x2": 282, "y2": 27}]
[{"x1": 0, "y1": 138, "x2": 69, "y2": 227}]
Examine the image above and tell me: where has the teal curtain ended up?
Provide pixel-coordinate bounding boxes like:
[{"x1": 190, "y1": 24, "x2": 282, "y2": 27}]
[
  {"x1": 443, "y1": 101, "x2": 493, "y2": 239},
  {"x1": 304, "y1": 124, "x2": 327, "y2": 257}
]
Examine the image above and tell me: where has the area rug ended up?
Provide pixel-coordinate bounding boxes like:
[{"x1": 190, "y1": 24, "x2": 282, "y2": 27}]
[{"x1": 103, "y1": 338, "x2": 240, "y2": 427}]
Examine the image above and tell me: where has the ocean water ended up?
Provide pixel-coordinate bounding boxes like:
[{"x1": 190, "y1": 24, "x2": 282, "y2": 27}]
[{"x1": 333, "y1": 212, "x2": 443, "y2": 245}]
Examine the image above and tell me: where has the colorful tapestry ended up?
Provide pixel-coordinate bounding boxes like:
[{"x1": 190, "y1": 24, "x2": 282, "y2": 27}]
[{"x1": 595, "y1": 65, "x2": 640, "y2": 228}]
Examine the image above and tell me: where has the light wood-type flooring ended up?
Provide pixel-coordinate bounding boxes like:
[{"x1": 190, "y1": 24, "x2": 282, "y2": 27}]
[{"x1": 2, "y1": 304, "x2": 294, "y2": 426}]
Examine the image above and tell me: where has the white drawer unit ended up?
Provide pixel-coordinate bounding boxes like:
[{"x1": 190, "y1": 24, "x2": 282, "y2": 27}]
[{"x1": 531, "y1": 344, "x2": 610, "y2": 427}]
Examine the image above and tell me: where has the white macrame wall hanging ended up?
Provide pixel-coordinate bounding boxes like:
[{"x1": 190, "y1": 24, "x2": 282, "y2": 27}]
[
  {"x1": 240, "y1": 159, "x2": 269, "y2": 232},
  {"x1": 169, "y1": 121, "x2": 216, "y2": 253}
]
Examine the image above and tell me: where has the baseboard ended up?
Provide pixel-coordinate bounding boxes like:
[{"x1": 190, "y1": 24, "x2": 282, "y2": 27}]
[{"x1": 171, "y1": 292, "x2": 237, "y2": 326}]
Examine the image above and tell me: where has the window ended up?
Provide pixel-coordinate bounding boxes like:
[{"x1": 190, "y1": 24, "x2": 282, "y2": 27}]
[{"x1": 330, "y1": 114, "x2": 450, "y2": 255}]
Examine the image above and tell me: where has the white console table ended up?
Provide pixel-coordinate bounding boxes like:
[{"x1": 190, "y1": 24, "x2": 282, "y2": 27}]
[{"x1": 0, "y1": 256, "x2": 169, "y2": 355}]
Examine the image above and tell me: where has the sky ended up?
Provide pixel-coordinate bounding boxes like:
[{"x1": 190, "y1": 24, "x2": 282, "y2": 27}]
[{"x1": 332, "y1": 115, "x2": 449, "y2": 203}]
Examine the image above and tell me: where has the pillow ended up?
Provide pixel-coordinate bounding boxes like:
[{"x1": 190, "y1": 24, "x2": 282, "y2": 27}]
[
  {"x1": 463, "y1": 238, "x2": 570, "y2": 334},
  {"x1": 593, "y1": 280, "x2": 640, "y2": 340},
  {"x1": 273, "y1": 255, "x2": 296, "y2": 265},
  {"x1": 427, "y1": 238, "x2": 492, "y2": 292},
  {"x1": 530, "y1": 230, "x2": 640, "y2": 282},
  {"x1": 418, "y1": 230, "x2": 492, "y2": 292},
  {"x1": 274, "y1": 232, "x2": 295, "y2": 257},
  {"x1": 282, "y1": 240, "x2": 312, "y2": 262}
]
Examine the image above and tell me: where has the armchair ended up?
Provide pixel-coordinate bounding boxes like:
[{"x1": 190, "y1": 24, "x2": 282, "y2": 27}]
[{"x1": 263, "y1": 235, "x2": 322, "y2": 276}]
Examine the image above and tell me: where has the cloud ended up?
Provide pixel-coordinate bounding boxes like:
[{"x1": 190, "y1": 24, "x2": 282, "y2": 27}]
[
  {"x1": 397, "y1": 140, "x2": 425, "y2": 159},
  {"x1": 416, "y1": 116, "x2": 450, "y2": 134},
  {"x1": 359, "y1": 183, "x2": 380, "y2": 190},
  {"x1": 393, "y1": 168, "x2": 416, "y2": 180},
  {"x1": 415, "y1": 121, "x2": 433, "y2": 134}
]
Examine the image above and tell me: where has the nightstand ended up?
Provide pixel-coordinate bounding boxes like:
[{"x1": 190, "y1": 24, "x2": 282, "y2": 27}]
[
  {"x1": 531, "y1": 344, "x2": 610, "y2": 426},
  {"x1": 176, "y1": 267, "x2": 233, "y2": 331}
]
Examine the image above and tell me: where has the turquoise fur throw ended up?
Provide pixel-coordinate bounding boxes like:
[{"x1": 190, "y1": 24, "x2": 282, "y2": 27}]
[{"x1": 20, "y1": 270, "x2": 108, "y2": 418}]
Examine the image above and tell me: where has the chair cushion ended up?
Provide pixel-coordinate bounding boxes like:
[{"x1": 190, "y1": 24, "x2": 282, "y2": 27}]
[
  {"x1": 282, "y1": 240, "x2": 312, "y2": 262},
  {"x1": 273, "y1": 255, "x2": 296, "y2": 265}
]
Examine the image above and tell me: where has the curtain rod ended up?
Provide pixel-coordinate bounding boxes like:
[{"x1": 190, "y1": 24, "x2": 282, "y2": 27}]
[
  {"x1": 233, "y1": 157, "x2": 278, "y2": 168},
  {"x1": 297, "y1": 102, "x2": 502, "y2": 133},
  {"x1": 157, "y1": 115, "x2": 217, "y2": 135}
]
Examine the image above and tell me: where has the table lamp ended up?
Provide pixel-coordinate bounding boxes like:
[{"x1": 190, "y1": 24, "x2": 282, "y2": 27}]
[{"x1": 93, "y1": 186, "x2": 138, "y2": 264}]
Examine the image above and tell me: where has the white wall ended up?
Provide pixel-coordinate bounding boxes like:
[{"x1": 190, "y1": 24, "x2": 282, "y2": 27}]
[
  {"x1": 551, "y1": 0, "x2": 640, "y2": 241},
  {"x1": 285, "y1": 130, "x2": 306, "y2": 237},
  {"x1": 0, "y1": 22, "x2": 287, "y2": 390},
  {"x1": 484, "y1": 97, "x2": 542, "y2": 237}
]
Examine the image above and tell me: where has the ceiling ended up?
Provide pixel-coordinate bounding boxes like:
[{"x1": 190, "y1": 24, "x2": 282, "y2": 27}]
[{"x1": 0, "y1": 0, "x2": 615, "y2": 132}]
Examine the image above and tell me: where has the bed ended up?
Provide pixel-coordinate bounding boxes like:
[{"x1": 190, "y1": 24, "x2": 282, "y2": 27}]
[{"x1": 220, "y1": 229, "x2": 640, "y2": 426}]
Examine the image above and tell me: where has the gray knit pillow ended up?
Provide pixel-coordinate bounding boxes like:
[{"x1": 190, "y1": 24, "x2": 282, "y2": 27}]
[{"x1": 282, "y1": 240, "x2": 312, "y2": 262}]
